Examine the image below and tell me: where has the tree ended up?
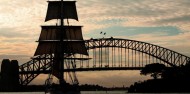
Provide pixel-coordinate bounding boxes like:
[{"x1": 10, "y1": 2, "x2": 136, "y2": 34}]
[{"x1": 140, "y1": 63, "x2": 166, "y2": 79}]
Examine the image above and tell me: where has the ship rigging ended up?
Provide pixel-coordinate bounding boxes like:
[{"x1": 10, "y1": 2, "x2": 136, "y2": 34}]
[{"x1": 33, "y1": 0, "x2": 89, "y2": 93}]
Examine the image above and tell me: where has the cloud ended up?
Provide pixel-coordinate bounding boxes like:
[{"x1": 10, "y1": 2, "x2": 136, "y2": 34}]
[
  {"x1": 156, "y1": 15, "x2": 190, "y2": 24},
  {"x1": 126, "y1": 32, "x2": 190, "y2": 56},
  {"x1": 150, "y1": 15, "x2": 190, "y2": 32},
  {"x1": 0, "y1": 27, "x2": 30, "y2": 38},
  {"x1": 85, "y1": 25, "x2": 182, "y2": 40},
  {"x1": 0, "y1": 42, "x2": 36, "y2": 57},
  {"x1": 73, "y1": 0, "x2": 190, "y2": 40},
  {"x1": 0, "y1": 54, "x2": 31, "y2": 65},
  {"x1": 0, "y1": 54, "x2": 29, "y2": 59}
]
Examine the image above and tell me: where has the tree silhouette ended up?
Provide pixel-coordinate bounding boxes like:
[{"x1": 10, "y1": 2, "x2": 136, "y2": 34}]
[{"x1": 140, "y1": 63, "x2": 166, "y2": 79}]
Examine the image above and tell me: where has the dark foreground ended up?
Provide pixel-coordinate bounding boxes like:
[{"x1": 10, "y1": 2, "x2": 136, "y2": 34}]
[
  {"x1": 0, "y1": 84, "x2": 127, "y2": 92},
  {"x1": 128, "y1": 78, "x2": 190, "y2": 93},
  {"x1": 128, "y1": 63, "x2": 190, "y2": 93}
]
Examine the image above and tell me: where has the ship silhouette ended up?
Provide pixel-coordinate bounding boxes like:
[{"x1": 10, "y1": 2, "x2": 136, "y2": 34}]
[{"x1": 33, "y1": 0, "x2": 89, "y2": 94}]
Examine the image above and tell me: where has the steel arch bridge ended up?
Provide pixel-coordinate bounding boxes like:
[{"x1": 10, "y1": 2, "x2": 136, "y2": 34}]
[{"x1": 19, "y1": 38, "x2": 190, "y2": 85}]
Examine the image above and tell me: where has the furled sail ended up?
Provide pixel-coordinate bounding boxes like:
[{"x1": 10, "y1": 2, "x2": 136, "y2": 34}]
[
  {"x1": 34, "y1": 41, "x2": 88, "y2": 56},
  {"x1": 39, "y1": 26, "x2": 83, "y2": 40},
  {"x1": 34, "y1": 26, "x2": 88, "y2": 56},
  {"x1": 45, "y1": 1, "x2": 78, "y2": 21}
]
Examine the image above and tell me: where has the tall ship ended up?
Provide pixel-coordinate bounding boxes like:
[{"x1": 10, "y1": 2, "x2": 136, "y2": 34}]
[{"x1": 33, "y1": 0, "x2": 89, "y2": 93}]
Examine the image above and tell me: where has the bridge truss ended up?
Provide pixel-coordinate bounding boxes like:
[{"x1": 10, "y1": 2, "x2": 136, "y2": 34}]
[{"x1": 19, "y1": 38, "x2": 190, "y2": 85}]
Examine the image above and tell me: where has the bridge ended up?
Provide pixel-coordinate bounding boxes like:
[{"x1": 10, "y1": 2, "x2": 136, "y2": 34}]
[{"x1": 18, "y1": 38, "x2": 190, "y2": 85}]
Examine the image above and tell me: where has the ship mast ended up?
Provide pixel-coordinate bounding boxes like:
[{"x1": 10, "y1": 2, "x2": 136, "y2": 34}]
[{"x1": 59, "y1": 0, "x2": 64, "y2": 84}]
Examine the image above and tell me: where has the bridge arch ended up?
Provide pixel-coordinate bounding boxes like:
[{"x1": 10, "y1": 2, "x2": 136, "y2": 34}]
[
  {"x1": 18, "y1": 38, "x2": 190, "y2": 85},
  {"x1": 85, "y1": 38, "x2": 190, "y2": 67}
]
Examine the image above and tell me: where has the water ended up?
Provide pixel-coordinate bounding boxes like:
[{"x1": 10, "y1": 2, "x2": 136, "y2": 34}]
[
  {"x1": 0, "y1": 91, "x2": 127, "y2": 94},
  {"x1": 81, "y1": 91, "x2": 126, "y2": 94},
  {"x1": 0, "y1": 91, "x2": 189, "y2": 94}
]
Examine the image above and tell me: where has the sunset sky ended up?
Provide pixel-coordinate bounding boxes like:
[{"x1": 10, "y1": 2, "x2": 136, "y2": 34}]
[{"x1": 0, "y1": 0, "x2": 190, "y2": 87}]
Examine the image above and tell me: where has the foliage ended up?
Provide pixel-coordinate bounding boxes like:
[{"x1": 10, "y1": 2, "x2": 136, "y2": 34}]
[{"x1": 140, "y1": 63, "x2": 166, "y2": 79}]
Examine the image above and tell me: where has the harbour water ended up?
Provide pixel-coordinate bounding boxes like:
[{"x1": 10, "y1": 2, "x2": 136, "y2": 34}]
[
  {"x1": 0, "y1": 91, "x2": 127, "y2": 94},
  {"x1": 82, "y1": 91, "x2": 126, "y2": 94},
  {"x1": 0, "y1": 91, "x2": 189, "y2": 94}
]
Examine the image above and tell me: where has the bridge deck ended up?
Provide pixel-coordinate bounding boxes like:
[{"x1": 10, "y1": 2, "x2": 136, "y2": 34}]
[{"x1": 19, "y1": 67, "x2": 144, "y2": 74}]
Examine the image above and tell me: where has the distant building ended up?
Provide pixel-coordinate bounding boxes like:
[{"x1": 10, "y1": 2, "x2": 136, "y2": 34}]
[{"x1": 0, "y1": 59, "x2": 19, "y2": 91}]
